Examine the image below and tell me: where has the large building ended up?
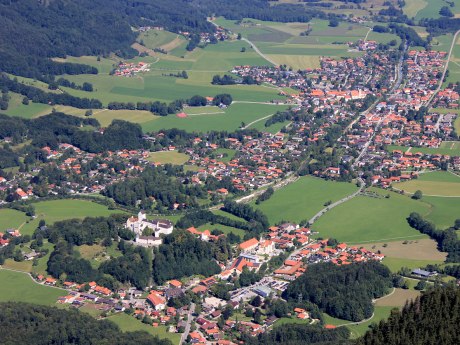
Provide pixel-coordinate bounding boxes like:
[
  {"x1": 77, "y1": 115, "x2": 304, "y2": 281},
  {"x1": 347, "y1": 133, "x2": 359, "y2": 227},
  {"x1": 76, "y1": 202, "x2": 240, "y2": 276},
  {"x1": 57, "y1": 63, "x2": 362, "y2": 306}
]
[{"x1": 126, "y1": 211, "x2": 173, "y2": 237}]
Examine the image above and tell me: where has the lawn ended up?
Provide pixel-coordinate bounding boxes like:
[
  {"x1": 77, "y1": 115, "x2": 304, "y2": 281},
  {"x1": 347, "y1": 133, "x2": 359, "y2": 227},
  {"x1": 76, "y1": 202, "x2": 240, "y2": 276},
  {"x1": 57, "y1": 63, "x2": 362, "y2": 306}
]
[
  {"x1": 0, "y1": 269, "x2": 64, "y2": 305},
  {"x1": 313, "y1": 188, "x2": 431, "y2": 243},
  {"x1": 142, "y1": 103, "x2": 288, "y2": 133},
  {"x1": 147, "y1": 151, "x2": 190, "y2": 165},
  {"x1": 394, "y1": 170, "x2": 460, "y2": 196},
  {"x1": 253, "y1": 176, "x2": 358, "y2": 225},
  {"x1": 107, "y1": 313, "x2": 181, "y2": 345}
]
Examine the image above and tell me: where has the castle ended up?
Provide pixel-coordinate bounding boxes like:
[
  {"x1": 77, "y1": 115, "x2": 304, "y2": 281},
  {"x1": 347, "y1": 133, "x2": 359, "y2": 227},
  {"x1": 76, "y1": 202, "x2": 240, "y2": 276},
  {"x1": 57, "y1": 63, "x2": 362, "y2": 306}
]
[{"x1": 126, "y1": 211, "x2": 173, "y2": 246}]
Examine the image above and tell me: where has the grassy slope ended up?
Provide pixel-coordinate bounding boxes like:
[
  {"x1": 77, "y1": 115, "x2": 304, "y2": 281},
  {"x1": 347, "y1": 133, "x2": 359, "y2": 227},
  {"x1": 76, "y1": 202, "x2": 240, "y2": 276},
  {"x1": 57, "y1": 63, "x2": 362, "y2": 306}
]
[{"x1": 395, "y1": 171, "x2": 460, "y2": 196}]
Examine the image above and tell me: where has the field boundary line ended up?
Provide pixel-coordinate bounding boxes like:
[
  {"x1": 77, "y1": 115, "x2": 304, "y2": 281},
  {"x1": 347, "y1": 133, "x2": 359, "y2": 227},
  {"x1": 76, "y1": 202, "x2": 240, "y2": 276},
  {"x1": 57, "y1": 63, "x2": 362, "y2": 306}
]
[
  {"x1": 350, "y1": 234, "x2": 428, "y2": 245},
  {"x1": 391, "y1": 187, "x2": 460, "y2": 198},
  {"x1": 0, "y1": 267, "x2": 66, "y2": 292}
]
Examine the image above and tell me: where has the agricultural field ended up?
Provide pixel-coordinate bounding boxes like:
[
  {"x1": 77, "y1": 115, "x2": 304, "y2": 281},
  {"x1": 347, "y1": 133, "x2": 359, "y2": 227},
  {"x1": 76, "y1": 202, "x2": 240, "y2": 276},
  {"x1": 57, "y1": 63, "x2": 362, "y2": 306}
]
[
  {"x1": 141, "y1": 103, "x2": 288, "y2": 133},
  {"x1": 137, "y1": 30, "x2": 186, "y2": 52},
  {"x1": 394, "y1": 170, "x2": 460, "y2": 197},
  {"x1": 312, "y1": 188, "x2": 431, "y2": 243},
  {"x1": 0, "y1": 269, "x2": 64, "y2": 306},
  {"x1": 147, "y1": 151, "x2": 190, "y2": 165},
  {"x1": 108, "y1": 313, "x2": 181, "y2": 345},
  {"x1": 0, "y1": 208, "x2": 31, "y2": 232},
  {"x1": 252, "y1": 176, "x2": 358, "y2": 224},
  {"x1": 403, "y1": 0, "x2": 429, "y2": 19},
  {"x1": 362, "y1": 239, "x2": 446, "y2": 272},
  {"x1": 2, "y1": 93, "x2": 52, "y2": 119},
  {"x1": 213, "y1": 18, "x2": 374, "y2": 70},
  {"x1": 444, "y1": 35, "x2": 460, "y2": 86}
]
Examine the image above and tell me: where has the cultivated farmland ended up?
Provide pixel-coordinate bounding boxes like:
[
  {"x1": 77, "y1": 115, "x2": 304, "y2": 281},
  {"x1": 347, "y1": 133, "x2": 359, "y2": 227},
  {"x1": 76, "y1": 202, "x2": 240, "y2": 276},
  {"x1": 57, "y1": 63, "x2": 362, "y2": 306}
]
[{"x1": 395, "y1": 171, "x2": 460, "y2": 197}]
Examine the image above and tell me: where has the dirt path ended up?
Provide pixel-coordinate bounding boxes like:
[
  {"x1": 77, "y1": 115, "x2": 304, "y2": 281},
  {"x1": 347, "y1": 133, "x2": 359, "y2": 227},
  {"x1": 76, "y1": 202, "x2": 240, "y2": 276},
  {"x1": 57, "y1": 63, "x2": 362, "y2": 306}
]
[
  {"x1": 242, "y1": 113, "x2": 276, "y2": 129},
  {"x1": 241, "y1": 37, "x2": 277, "y2": 66}
]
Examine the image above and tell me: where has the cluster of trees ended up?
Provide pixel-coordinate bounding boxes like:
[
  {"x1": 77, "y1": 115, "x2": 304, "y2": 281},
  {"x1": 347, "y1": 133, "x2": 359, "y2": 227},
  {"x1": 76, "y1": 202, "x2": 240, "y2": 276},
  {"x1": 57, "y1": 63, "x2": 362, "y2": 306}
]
[
  {"x1": 0, "y1": 147, "x2": 20, "y2": 169},
  {"x1": 212, "y1": 74, "x2": 259, "y2": 85},
  {"x1": 255, "y1": 187, "x2": 274, "y2": 204},
  {"x1": 103, "y1": 165, "x2": 207, "y2": 211},
  {"x1": 283, "y1": 262, "x2": 393, "y2": 321},
  {"x1": 422, "y1": 17, "x2": 460, "y2": 36},
  {"x1": 356, "y1": 286, "x2": 460, "y2": 345},
  {"x1": 388, "y1": 24, "x2": 426, "y2": 47},
  {"x1": 223, "y1": 200, "x2": 269, "y2": 228},
  {"x1": 407, "y1": 212, "x2": 460, "y2": 262},
  {"x1": 152, "y1": 230, "x2": 223, "y2": 284},
  {"x1": 0, "y1": 302, "x2": 172, "y2": 345},
  {"x1": 0, "y1": 75, "x2": 102, "y2": 109},
  {"x1": 52, "y1": 78, "x2": 93, "y2": 92}
]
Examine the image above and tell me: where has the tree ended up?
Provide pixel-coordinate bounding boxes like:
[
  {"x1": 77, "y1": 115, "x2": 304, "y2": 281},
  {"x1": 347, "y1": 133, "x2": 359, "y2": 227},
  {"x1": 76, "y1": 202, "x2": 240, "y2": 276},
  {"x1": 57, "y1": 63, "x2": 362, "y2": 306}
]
[
  {"x1": 440, "y1": 6, "x2": 454, "y2": 17},
  {"x1": 454, "y1": 219, "x2": 460, "y2": 230},
  {"x1": 251, "y1": 295, "x2": 262, "y2": 308},
  {"x1": 415, "y1": 280, "x2": 427, "y2": 290},
  {"x1": 329, "y1": 18, "x2": 339, "y2": 27},
  {"x1": 412, "y1": 190, "x2": 423, "y2": 200},
  {"x1": 241, "y1": 47, "x2": 246, "y2": 52},
  {"x1": 237, "y1": 33, "x2": 242, "y2": 40}
]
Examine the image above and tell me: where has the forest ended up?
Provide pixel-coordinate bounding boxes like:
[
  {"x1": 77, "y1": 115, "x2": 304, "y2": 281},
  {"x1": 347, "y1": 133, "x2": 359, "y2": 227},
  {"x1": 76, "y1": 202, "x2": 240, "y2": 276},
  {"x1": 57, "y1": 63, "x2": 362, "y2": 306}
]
[
  {"x1": 152, "y1": 230, "x2": 224, "y2": 284},
  {"x1": 356, "y1": 286, "x2": 460, "y2": 345},
  {"x1": 0, "y1": 302, "x2": 172, "y2": 345},
  {"x1": 283, "y1": 262, "x2": 393, "y2": 321}
]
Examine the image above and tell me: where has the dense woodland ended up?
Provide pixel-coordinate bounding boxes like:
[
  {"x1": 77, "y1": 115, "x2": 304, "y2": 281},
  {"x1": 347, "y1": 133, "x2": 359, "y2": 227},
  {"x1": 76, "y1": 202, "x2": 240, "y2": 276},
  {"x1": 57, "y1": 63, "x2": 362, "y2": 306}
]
[
  {"x1": 283, "y1": 262, "x2": 393, "y2": 321},
  {"x1": 356, "y1": 286, "x2": 460, "y2": 345},
  {"x1": 0, "y1": 302, "x2": 172, "y2": 345},
  {"x1": 152, "y1": 230, "x2": 225, "y2": 284}
]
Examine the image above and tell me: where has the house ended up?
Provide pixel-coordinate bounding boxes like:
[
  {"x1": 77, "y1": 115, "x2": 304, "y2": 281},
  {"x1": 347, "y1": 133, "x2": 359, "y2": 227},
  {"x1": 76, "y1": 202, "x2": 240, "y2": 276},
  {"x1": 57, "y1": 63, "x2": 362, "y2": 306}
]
[
  {"x1": 412, "y1": 268, "x2": 437, "y2": 278},
  {"x1": 147, "y1": 293, "x2": 166, "y2": 310}
]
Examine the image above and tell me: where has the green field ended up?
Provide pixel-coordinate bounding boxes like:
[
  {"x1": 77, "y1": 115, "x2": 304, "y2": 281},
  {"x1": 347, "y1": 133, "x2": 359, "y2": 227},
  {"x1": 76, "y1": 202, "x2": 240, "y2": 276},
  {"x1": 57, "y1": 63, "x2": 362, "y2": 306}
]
[
  {"x1": 142, "y1": 103, "x2": 288, "y2": 133},
  {"x1": 323, "y1": 306, "x2": 397, "y2": 339},
  {"x1": 313, "y1": 188, "x2": 431, "y2": 243},
  {"x1": 253, "y1": 176, "x2": 358, "y2": 224},
  {"x1": 108, "y1": 313, "x2": 181, "y2": 345},
  {"x1": 395, "y1": 171, "x2": 460, "y2": 196},
  {"x1": 0, "y1": 208, "x2": 31, "y2": 232},
  {"x1": 0, "y1": 269, "x2": 64, "y2": 305},
  {"x1": 424, "y1": 195, "x2": 460, "y2": 229},
  {"x1": 147, "y1": 151, "x2": 190, "y2": 165},
  {"x1": 17, "y1": 199, "x2": 123, "y2": 236},
  {"x1": 387, "y1": 144, "x2": 460, "y2": 157},
  {"x1": 403, "y1": 0, "x2": 428, "y2": 18},
  {"x1": 197, "y1": 223, "x2": 246, "y2": 238}
]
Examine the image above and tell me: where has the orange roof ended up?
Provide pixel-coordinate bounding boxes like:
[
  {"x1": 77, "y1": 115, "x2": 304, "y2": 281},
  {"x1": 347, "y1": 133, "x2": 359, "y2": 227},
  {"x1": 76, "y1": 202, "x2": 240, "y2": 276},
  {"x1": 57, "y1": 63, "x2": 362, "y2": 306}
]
[{"x1": 239, "y1": 238, "x2": 259, "y2": 250}]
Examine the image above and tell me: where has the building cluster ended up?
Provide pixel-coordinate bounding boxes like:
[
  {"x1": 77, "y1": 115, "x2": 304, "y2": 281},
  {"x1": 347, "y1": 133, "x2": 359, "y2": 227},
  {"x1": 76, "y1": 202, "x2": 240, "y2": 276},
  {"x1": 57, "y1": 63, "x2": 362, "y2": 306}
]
[
  {"x1": 126, "y1": 211, "x2": 174, "y2": 247},
  {"x1": 113, "y1": 61, "x2": 150, "y2": 77}
]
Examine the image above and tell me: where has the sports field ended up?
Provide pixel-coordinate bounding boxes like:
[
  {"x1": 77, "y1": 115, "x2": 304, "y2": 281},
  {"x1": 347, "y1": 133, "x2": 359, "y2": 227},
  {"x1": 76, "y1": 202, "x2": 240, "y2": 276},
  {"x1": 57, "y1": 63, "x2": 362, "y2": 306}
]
[
  {"x1": 252, "y1": 176, "x2": 358, "y2": 224},
  {"x1": 313, "y1": 188, "x2": 431, "y2": 243},
  {"x1": 147, "y1": 151, "x2": 190, "y2": 165},
  {"x1": 142, "y1": 103, "x2": 288, "y2": 133},
  {"x1": 0, "y1": 269, "x2": 64, "y2": 306},
  {"x1": 108, "y1": 313, "x2": 181, "y2": 345}
]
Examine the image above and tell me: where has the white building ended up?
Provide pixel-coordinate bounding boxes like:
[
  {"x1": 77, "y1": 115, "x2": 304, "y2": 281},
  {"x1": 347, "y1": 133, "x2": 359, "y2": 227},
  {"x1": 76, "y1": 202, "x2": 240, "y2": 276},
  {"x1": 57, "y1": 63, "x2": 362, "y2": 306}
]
[{"x1": 126, "y1": 211, "x2": 173, "y2": 237}]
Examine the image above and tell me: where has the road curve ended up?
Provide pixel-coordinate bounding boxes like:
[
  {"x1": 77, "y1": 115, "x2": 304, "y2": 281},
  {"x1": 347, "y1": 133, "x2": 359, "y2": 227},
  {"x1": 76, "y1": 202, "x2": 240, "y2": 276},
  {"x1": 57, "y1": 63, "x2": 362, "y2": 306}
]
[{"x1": 308, "y1": 178, "x2": 365, "y2": 225}]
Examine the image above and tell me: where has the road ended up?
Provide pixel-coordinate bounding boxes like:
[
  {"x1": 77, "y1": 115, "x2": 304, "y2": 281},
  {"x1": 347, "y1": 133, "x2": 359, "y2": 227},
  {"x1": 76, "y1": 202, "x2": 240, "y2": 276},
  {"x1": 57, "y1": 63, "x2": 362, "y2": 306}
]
[
  {"x1": 241, "y1": 37, "x2": 277, "y2": 66},
  {"x1": 308, "y1": 178, "x2": 365, "y2": 225},
  {"x1": 180, "y1": 302, "x2": 195, "y2": 344},
  {"x1": 427, "y1": 29, "x2": 460, "y2": 106}
]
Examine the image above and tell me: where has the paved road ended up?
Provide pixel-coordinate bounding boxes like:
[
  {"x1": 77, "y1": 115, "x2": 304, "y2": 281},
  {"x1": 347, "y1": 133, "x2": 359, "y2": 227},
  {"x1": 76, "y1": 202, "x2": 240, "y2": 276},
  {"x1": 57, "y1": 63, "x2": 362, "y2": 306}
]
[
  {"x1": 180, "y1": 302, "x2": 195, "y2": 344},
  {"x1": 427, "y1": 30, "x2": 460, "y2": 106},
  {"x1": 241, "y1": 37, "x2": 277, "y2": 66},
  {"x1": 308, "y1": 178, "x2": 365, "y2": 225}
]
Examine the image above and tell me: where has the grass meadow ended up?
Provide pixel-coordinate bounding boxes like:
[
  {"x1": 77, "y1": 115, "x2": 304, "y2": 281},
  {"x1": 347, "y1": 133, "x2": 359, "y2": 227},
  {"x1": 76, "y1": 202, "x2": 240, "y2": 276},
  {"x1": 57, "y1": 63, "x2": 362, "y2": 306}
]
[
  {"x1": 0, "y1": 269, "x2": 64, "y2": 305},
  {"x1": 252, "y1": 176, "x2": 358, "y2": 224},
  {"x1": 387, "y1": 143, "x2": 460, "y2": 157},
  {"x1": 312, "y1": 188, "x2": 431, "y2": 243},
  {"x1": 395, "y1": 171, "x2": 460, "y2": 197},
  {"x1": 107, "y1": 313, "x2": 181, "y2": 345},
  {"x1": 147, "y1": 151, "x2": 190, "y2": 165}
]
